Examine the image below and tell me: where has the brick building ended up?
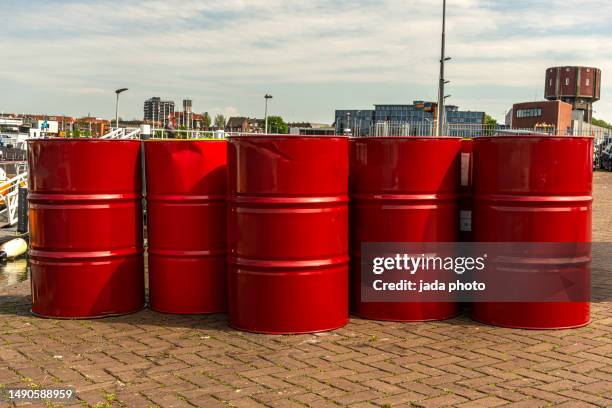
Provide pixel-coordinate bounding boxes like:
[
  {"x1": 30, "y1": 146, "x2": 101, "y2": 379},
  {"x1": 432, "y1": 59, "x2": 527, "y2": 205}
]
[
  {"x1": 226, "y1": 117, "x2": 264, "y2": 133},
  {"x1": 512, "y1": 100, "x2": 573, "y2": 134},
  {"x1": 545, "y1": 66, "x2": 601, "y2": 122},
  {"x1": 75, "y1": 117, "x2": 111, "y2": 137}
]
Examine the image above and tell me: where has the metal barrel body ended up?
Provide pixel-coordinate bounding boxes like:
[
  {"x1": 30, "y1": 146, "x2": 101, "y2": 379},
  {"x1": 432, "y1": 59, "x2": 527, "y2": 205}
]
[
  {"x1": 145, "y1": 140, "x2": 227, "y2": 314},
  {"x1": 350, "y1": 137, "x2": 461, "y2": 321},
  {"x1": 471, "y1": 136, "x2": 593, "y2": 329},
  {"x1": 228, "y1": 136, "x2": 349, "y2": 334},
  {"x1": 28, "y1": 139, "x2": 144, "y2": 318}
]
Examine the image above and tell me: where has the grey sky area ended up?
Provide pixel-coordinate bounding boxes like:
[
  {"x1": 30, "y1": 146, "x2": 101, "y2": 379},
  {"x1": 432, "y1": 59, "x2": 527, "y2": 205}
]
[{"x1": 1, "y1": 0, "x2": 610, "y2": 123}]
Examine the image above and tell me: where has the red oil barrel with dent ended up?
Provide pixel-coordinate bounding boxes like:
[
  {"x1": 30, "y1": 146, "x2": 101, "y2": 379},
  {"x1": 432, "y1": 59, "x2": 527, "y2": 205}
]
[
  {"x1": 471, "y1": 136, "x2": 593, "y2": 329},
  {"x1": 350, "y1": 137, "x2": 461, "y2": 321},
  {"x1": 145, "y1": 140, "x2": 227, "y2": 314},
  {"x1": 228, "y1": 136, "x2": 349, "y2": 334},
  {"x1": 28, "y1": 139, "x2": 144, "y2": 318}
]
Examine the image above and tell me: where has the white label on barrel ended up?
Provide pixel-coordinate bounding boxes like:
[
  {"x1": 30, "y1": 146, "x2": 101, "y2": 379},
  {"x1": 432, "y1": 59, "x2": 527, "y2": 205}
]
[
  {"x1": 461, "y1": 152, "x2": 471, "y2": 187},
  {"x1": 460, "y1": 210, "x2": 472, "y2": 232}
]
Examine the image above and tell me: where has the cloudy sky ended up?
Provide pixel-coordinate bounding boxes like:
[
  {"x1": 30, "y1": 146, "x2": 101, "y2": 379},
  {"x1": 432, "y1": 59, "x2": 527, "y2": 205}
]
[{"x1": 1, "y1": 0, "x2": 610, "y2": 123}]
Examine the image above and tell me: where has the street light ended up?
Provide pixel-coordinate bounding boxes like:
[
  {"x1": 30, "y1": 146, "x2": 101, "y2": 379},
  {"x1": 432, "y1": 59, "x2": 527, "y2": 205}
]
[
  {"x1": 264, "y1": 94, "x2": 273, "y2": 134},
  {"x1": 115, "y1": 88, "x2": 128, "y2": 129},
  {"x1": 436, "y1": 0, "x2": 449, "y2": 137}
]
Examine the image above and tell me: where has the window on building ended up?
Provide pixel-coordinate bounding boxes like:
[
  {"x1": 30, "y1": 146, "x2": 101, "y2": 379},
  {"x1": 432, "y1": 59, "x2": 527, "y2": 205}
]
[
  {"x1": 586, "y1": 78, "x2": 590, "y2": 86},
  {"x1": 549, "y1": 79, "x2": 553, "y2": 86},
  {"x1": 516, "y1": 108, "x2": 542, "y2": 118},
  {"x1": 565, "y1": 77, "x2": 569, "y2": 86}
]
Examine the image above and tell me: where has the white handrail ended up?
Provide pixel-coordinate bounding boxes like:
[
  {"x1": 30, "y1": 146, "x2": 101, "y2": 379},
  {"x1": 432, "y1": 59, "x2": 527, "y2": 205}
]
[
  {"x1": 122, "y1": 128, "x2": 142, "y2": 139},
  {"x1": 0, "y1": 171, "x2": 28, "y2": 226},
  {"x1": 100, "y1": 128, "x2": 125, "y2": 139}
]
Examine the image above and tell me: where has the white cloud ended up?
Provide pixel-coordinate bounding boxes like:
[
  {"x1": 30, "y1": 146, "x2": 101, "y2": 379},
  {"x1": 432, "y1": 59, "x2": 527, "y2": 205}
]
[{"x1": 0, "y1": 0, "x2": 610, "y2": 122}]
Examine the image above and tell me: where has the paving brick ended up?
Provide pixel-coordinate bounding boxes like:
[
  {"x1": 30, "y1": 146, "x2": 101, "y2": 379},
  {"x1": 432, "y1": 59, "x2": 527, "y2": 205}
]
[{"x1": 0, "y1": 168, "x2": 611, "y2": 408}]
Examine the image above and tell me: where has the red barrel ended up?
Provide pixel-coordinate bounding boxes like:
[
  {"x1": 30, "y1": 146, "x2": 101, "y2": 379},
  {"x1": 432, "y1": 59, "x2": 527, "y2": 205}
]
[
  {"x1": 145, "y1": 140, "x2": 227, "y2": 314},
  {"x1": 471, "y1": 136, "x2": 593, "y2": 329},
  {"x1": 350, "y1": 137, "x2": 461, "y2": 321},
  {"x1": 228, "y1": 136, "x2": 349, "y2": 334},
  {"x1": 28, "y1": 139, "x2": 144, "y2": 318}
]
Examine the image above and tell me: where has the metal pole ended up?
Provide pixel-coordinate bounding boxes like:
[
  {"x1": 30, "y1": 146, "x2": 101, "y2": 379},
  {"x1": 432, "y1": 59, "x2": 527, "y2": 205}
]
[
  {"x1": 264, "y1": 94, "x2": 273, "y2": 134},
  {"x1": 114, "y1": 88, "x2": 128, "y2": 131},
  {"x1": 115, "y1": 93, "x2": 120, "y2": 129},
  {"x1": 436, "y1": 0, "x2": 447, "y2": 137},
  {"x1": 264, "y1": 98, "x2": 268, "y2": 134}
]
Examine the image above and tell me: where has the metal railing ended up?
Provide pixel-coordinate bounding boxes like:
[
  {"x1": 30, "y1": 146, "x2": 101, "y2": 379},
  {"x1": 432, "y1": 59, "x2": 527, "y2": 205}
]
[
  {"x1": 100, "y1": 127, "x2": 142, "y2": 139},
  {"x1": 148, "y1": 129, "x2": 228, "y2": 139},
  {"x1": 94, "y1": 123, "x2": 612, "y2": 141},
  {"x1": 0, "y1": 171, "x2": 27, "y2": 226},
  {"x1": 345, "y1": 122, "x2": 612, "y2": 139}
]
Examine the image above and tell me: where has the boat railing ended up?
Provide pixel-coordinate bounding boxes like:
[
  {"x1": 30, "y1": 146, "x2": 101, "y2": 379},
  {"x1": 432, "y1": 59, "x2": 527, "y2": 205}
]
[{"x1": 0, "y1": 171, "x2": 27, "y2": 226}]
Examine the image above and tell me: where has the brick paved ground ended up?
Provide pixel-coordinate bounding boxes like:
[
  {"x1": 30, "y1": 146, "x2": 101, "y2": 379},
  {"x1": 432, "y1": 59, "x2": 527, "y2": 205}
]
[{"x1": 0, "y1": 173, "x2": 611, "y2": 408}]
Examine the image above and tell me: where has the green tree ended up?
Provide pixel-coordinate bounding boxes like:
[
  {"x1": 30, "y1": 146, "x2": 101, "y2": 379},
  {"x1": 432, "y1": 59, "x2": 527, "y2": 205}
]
[
  {"x1": 202, "y1": 112, "x2": 212, "y2": 129},
  {"x1": 592, "y1": 118, "x2": 612, "y2": 129},
  {"x1": 485, "y1": 114, "x2": 497, "y2": 127},
  {"x1": 214, "y1": 114, "x2": 226, "y2": 129},
  {"x1": 484, "y1": 114, "x2": 498, "y2": 136},
  {"x1": 266, "y1": 116, "x2": 288, "y2": 134}
]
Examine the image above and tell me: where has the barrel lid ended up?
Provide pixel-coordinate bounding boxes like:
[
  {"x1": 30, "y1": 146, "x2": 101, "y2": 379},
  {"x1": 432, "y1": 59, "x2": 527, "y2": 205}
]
[
  {"x1": 474, "y1": 135, "x2": 594, "y2": 140},
  {"x1": 27, "y1": 138, "x2": 140, "y2": 143},
  {"x1": 350, "y1": 136, "x2": 461, "y2": 140},
  {"x1": 227, "y1": 133, "x2": 347, "y2": 139}
]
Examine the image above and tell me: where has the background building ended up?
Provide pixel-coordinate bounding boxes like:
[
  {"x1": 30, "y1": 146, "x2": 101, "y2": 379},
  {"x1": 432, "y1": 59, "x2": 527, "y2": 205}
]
[
  {"x1": 335, "y1": 101, "x2": 484, "y2": 136},
  {"x1": 144, "y1": 97, "x2": 175, "y2": 124},
  {"x1": 226, "y1": 117, "x2": 264, "y2": 133},
  {"x1": 179, "y1": 99, "x2": 193, "y2": 129},
  {"x1": 334, "y1": 110, "x2": 374, "y2": 135},
  {"x1": 545, "y1": 66, "x2": 601, "y2": 123},
  {"x1": 75, "y1": 117, "x2": 110, "y2": 137},
  {"x1": 288, "y1": 122, "x2": 335, "y2": 135},
  {"x1": 512, "y1": 100, "x2": 573, "y2": 134}
]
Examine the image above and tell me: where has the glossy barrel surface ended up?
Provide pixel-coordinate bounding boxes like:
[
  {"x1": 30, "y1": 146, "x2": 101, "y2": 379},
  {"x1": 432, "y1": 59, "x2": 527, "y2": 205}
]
[
  {"x1": 28, "y1": 139, "x2": 144, "y2": 318},
  {"x1": 145, "y1": 140, "x2": 227, "y2": 314},
  {"x1": 228, "y1": 136, "x2": 349, "y2": 334},
  {"x1": 350, "y1": 137, "x2": 461, "y2": 321},
  {"x1": 471, "y1": 136, "x2": 593, "y2": 329}
]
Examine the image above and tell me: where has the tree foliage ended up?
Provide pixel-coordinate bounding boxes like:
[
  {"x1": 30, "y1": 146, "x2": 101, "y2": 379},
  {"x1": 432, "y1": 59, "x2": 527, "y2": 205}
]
[
  {"x1": 202, "y1": 112, "x2": 211, "y2": 129},
  {"x1": 592, "y1": 118, "x2": 612, "y2": 130},
  {"x1": 266, "y1": 116, "x2": 288, "y2": 134},
  {"x1": 485, "y1": 114, "x2": 498, "y2": 127},
  {"x1": 214, "y1": 114, "x2": 226, "y2": 129},
  {"x1": 483, "y1": 114, "x2": 498, "y2": 136}
]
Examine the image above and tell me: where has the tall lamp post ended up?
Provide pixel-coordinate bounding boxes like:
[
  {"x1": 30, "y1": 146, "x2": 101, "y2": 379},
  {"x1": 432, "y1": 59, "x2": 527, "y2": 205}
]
[
  {"x1": 115, "y1": 88, "x2": 128, "y2": 129},
  {"x1": 436, "y1": 0, "x2": 450, "y2": 137},
  {"x1": 264, "y1": 94, "x2": 273, "y2": 134}
]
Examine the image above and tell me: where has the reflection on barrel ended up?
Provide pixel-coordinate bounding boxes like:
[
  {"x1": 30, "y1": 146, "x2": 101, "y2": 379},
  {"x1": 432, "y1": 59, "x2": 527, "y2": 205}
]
[
  {"x1": 28, "y1": 139, "x2": 144, "y2": 318},
  {"x1": 471, "y1": 136, "x2": 593, "y2": 329},
  {"x1": 228, "y1": 136, "x2": 349, "y2": 334},
  {"x1": 145, "y1": 140, "x2": 227, "y2": 314},
  {"x1": 350, "y1": 137, "x2": 461, "y2": 321}
]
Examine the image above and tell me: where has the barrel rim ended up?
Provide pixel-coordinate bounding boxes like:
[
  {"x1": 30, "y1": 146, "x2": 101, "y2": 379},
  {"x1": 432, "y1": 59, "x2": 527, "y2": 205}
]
[
  {"x1": 144, "y1": 138, "x2": 227, "y2": 143},
  {"x1": 27, "y1": 138, "x2": 141, "y2": 143},
  {"x1": 350, "y1": 136, "x2": 461, "y2": 141},
  {"x1": 227, "y1": 134, "x2": 347, "y2": 140},
  {"x1": 473, "y1": 135, "x2": 595, "y2": 141}
]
